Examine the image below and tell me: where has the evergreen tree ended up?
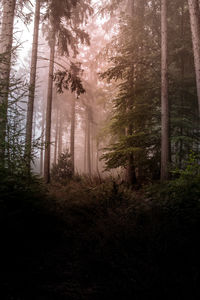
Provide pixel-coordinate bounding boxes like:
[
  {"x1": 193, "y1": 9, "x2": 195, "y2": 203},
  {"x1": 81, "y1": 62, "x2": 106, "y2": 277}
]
[
  {"x1": 0, "y1": 0, "x2": 16, "y2": 165},
  {"x1": 168, "y1": 0, "x2": 199, "y2": 168},
  {"x1": 101, "y1": 0, "x2": 161, "y2": 183},
  {"x1": 43, "y1": 0, "x2": 92, "y2": 183},
  {"x1": 161, "y1": 0, "x2": 170, "y2": 181},
  {"x1": 0, "y1": 0, "x2": 32, "y2": 168},
  {"x1": 25, "y1": 0, "x2": 41, "y2": 174},
  {"x1": 188, "y1": 0, "x2": 200, "y2": 115}
]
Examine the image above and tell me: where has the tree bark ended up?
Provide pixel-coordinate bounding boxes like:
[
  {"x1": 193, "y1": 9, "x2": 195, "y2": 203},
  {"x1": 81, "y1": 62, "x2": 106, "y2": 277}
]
[
  {"x1": 0, "y1": 0, "x2": 16, "y2": 164},
  {"x1": 54, "y1": 106, "x2": 59, "y2": 165},
  {"x1": 188, "y1": 0, "x2": 200, "y2": 115},
  {"x1": 70, "y1": 96, "x2": 76, "y2": 174},
  {"x1": 86, "y1": 106, "x2": 91, "y2": 177},
  {"x1": 40, "y1": 109, "x2": 45, "y2": 176},
  {"x1": 161, "y1": 0, "x2": 170, "y2": 181},
  {"x1": 91, "y1": 121, "x2": 94, "y2": 173},
  {"x1": 25, "y1": 0, "x2": 41, "y2": 173},
  {"x1": 126, "y1": 0, "x2": 137, "y2": 186},
  {"x1": 58, "y1": 109, "x2": 63, "y2": 157},
  {"x1": 179, "y1": 3, "x2": 185, "y2": 168},
  {"x1": 44, "y1": 30, "x2": 56, "y2": 183},
  {"x1": 96, "y1": 140, "x2": 100, "y2": 175},
  {"x1": 84, "y1": 118, "x2": 87, "y2": 173}
]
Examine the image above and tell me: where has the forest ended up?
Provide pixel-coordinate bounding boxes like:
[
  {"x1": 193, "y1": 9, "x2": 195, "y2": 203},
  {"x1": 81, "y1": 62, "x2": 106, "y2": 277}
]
[{"x1": 0, "y1": 0, "x2": 200, "y2": 299}]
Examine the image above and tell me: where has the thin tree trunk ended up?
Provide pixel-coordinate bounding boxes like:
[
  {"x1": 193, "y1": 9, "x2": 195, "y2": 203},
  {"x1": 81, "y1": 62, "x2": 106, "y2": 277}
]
[
  {"x1": 0, "y1": 0, "x2": 16, "y2": 164},
  {"x1": 54, "y1": 106, "x2": 59, "y2": 165},
  {"x1": 40, "y1": 109, "x2": 45, "y2": 175},
  {"x1": 127, "y1": 153, "x2": 137, "y2": 184},
  {"x1": 96, "y1": 140, "x2": 99, "y2": 175},
  {"x1": 179, "y1": 3, "x2": 185, "y2": 168},
  {"x1": 58, "y1": 109, "x2": 63, "y2": 157},
  {"x1": 91, "y1": 122, "x2": 94, "y2": 174},
  {"x1": 188, "y1": 0, "x2": 200, "y2": 115},
  {"x1": 84, "y1": 119, "x2": 87, "y2": 173},
  {"x1": 25, "y1": 0, "x2": 41, "y2": 173},
  {"x1": 161, "y1": 0, "x2": 170, "y2": 181},
  {"x1": 87, "y1": 107, "x2": 91, "y2": 177},
  {"x1": 125, "y1": 0, "x2": 137, "y2": 186},
  {"x1": 44, "y1": 30, "x2": 56, "y2": 183},
  {"x1": 33, "y1": 111, "x2": 36, "y2": 141},
  {"x1": 70, "y1": 97, "x2": 76, "y2": 174}
]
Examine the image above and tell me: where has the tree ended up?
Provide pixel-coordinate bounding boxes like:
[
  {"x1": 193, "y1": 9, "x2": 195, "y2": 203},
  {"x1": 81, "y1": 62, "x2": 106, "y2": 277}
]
[
  {"x1": 167, "y1": 0, "x2": 199, "y2": 168},
  {"x1": 86, "y1": 105, "x2": 92, "y2": 176},
  {"x1": 53, "y1": 104, "x2": 59, "y2": 165},
  {"x1": 160, "y1": 0, "x2": 170, "y2": 181},
  {"x1": 25, "y1": 0, "x2": 41, "y2": 173},
  {"x1": 70, "y1": 95, "x2": 76, "y2": 174},
  {"x1": 188, "y1": 0, "x2": 200, "y2": 115},
  {"x1": 58, "y1": 108, "x2": 63, "y2": 157},
  {"x1": 0, "y1": 0, "x2": 16, "y2": 164},
  {"x1": 43, "y1": 0, "x2": 92, "y2": 183},
  {"x1": 100, "y1": 0, "x2": 160, "y2": 183},
  {"x1": 44, "y1": 27, "x2": 56, "y2": 183}
]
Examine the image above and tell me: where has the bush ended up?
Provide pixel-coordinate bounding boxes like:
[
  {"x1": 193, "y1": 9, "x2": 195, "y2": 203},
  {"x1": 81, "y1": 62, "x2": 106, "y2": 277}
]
[{"x1": 51, "y1": 150, "x2": 73, "y2": 185}]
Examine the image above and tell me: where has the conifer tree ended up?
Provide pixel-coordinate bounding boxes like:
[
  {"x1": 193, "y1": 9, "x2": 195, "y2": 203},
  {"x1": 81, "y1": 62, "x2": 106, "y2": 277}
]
[
  {"x1": 168, "y1": 0, "x2": 199, "y2": 168},
  {"x1": 188, "y1": 0, "x2": 200, "y2": 115},
  {"x1": 43, "y1": 0, "x2": 92, "y2": 183},
  {"x1": 25, "y1": 0, "x2": 41, "y2": 174},
  {"x1": 44, "y1": 26, "x2": 56, "y2": 183},
  {"x1": 70, "y1": 95, "x2": 76, "y2": 174},
  {"x1": 101, "y1": 0, "x2": 160, "y2": 183},
  {"x1": 160, "y1": 0, "x2": 170, "y2": 181},
  {"x1": 0, "y1": 0, "x2": 16, "y2": 164}
]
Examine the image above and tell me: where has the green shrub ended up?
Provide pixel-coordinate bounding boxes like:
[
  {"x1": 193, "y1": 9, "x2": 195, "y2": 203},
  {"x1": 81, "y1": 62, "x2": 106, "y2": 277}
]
[{"x1": 51, "y1": 150, "x2": 73, "y2": 185}]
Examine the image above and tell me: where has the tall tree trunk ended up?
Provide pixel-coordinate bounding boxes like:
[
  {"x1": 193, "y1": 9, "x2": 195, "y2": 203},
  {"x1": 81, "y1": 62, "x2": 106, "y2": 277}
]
[
  {"x1": 58, "y1": 109, "x2": 63, "y2": 157},
  {"x1": 179, "y1": 3, "x2": 185, "y2": 168},
  {"x1": 33, "y1": 110, "x2": 36, "y2": 141},
  {"x1": 70, "y1": 97, "x2": 76, "y2": 174},
  {"x1": 126, "y1": 0, "x2": 137, "y2": 186},
  {"x1": 25, "y1": 0, "x2": 41, "y2": 173},
  {"x1": 84, "y1": 119, "x2": 87, "y2": 173},
  {"x1": 161, "y1": 0, "x2": 170, "y2": 181},
  {"x1": 96, "y1": 140, "x2": 99, "y2": 175},
  {"x1": 40, "y1": 109, "x2": 45, "y2": 176},
  {"x1": 44, "y1": 30, "x2": 56, "y2": 183},
  {"x1": 54, "y1": 106, "x2": 59, "y2": 165},
  {"x1": 126, "y1": 121, "x2": 137, "y2": 184},
  {"x1": 91, "y1": 122, "x2": 94, "y2": 174},
  {"x1": 0, "y1": 0, "x2": 16, "y2": 165},
  {"x1": 86, "y1": 107, "x2": 91, "y2": 177},
  {"x1": 188, "y1": 0, "x2": 200, "y2": 115}
]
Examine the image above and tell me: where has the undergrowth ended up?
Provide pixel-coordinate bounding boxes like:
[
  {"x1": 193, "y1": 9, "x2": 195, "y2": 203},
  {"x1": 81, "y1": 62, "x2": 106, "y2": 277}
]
[{"x1": 0, "y1": 162, "x2": 200, "y2": 299}]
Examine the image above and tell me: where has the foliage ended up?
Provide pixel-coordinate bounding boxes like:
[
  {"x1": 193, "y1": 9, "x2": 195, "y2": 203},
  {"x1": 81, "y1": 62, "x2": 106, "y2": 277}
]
[
  {"x1": 0, "y1": 67, "x2": 30, "y2": 173},
  {"x1": 0, "y1": 168, "x2": 44, "y2": 201},
  {"x1": 172, "y1": 152, "x2": 200, "y2": 179},
  {"x1": 147, "y1": 152, "x2": 200, "y2": 206},
  {"x1": 168, "y1": 0, "x2": 200, "y2": 166},
  {"x1": 1, "y1": 171, "x2": 200, "y2": 299},
  {"x1": 30, "y1": 176, "x2": 200, "y2": 299},
  {"x1": 43, "y1": 0, "x2": 92, "y2": 56},
  {"x1": 0, "y1": 70, "x2": 42, "y2": 175},
  {"x1": 100, "y1": 0, "x2": 199, "y2": 182},
  {"x1": 54, "y1": 62, "x2": 85, "y2": 95},
  {"x1": 51, "y1": 150, "x2": 73, "y2": 184},
  {"x1": 15, "y1": 0, "x2": 33, "y2": 25},
  {"x1": 1, "y1": 0, "x2": 200, "y2": 298},
  {"x1": 168, "y1": 153, "x2": 200, "y2": 206},
  {"x1": 100, "y1": 3, "x2": 160, "y2": 181}
]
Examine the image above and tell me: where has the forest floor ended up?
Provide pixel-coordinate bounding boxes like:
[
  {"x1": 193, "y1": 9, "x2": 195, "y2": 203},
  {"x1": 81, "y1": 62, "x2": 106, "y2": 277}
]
[{"x1": 0, "y1": 177, "x2": 200, "y2": 300}]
